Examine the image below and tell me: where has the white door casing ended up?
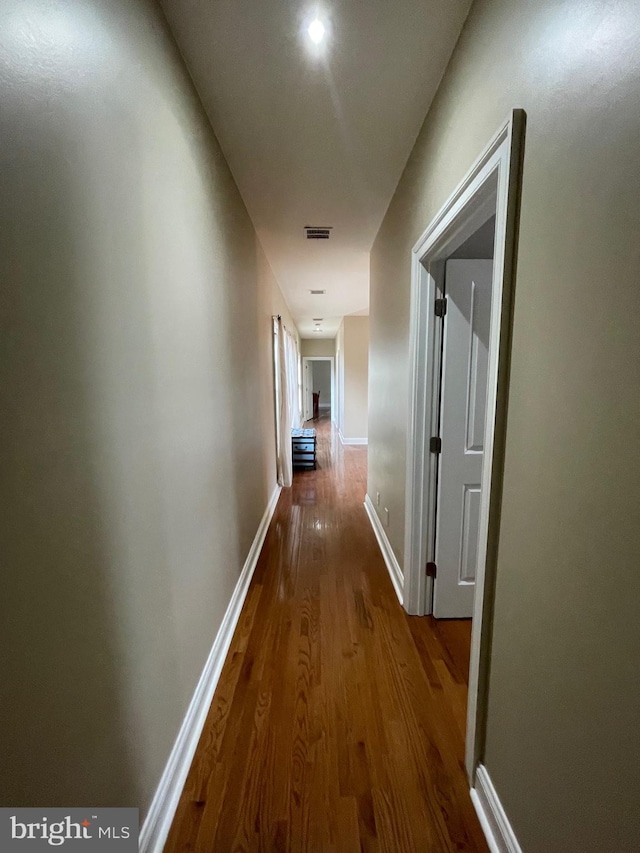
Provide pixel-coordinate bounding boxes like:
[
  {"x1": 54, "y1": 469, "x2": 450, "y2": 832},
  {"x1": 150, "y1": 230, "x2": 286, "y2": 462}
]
[
  {"x1": 402, "y1": 109, "x2": 525, "y2": 778},
  {"x1": 434, "y1": 260, "x2": 493, "y2": 618},
  {"x1": 302, "y1": 357, "x2": 335, "y2": 423}
]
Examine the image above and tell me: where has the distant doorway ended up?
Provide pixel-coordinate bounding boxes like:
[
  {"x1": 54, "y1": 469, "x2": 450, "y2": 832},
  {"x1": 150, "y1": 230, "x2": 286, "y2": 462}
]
[{"x1": 302, "y1": 357, "x2": 335, "y2": 423}]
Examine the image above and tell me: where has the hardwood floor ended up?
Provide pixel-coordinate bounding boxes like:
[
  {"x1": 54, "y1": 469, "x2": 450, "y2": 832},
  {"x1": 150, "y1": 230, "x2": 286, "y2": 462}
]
[{"x1": 165, "y1": 416, "x2": 488, "y2": 852}]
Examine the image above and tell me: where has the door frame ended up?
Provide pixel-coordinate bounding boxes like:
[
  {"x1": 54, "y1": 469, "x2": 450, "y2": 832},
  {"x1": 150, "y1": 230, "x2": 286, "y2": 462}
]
[
  {"x1": 302, "y1": 356, "x2": 335, "y2": 423},
  {"x1": 403, "y1": 110, "x2": 525, "y2": 779}
]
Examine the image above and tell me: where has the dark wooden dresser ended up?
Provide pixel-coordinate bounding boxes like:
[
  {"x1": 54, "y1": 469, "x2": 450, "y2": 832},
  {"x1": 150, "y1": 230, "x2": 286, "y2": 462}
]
[{"x1": 292, "y1": 428, "x2": 317, "y2": 470}]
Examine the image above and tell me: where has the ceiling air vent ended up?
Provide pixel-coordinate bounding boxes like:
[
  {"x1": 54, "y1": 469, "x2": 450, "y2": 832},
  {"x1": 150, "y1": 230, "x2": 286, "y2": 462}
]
[
  {"x1": 305, "y1": 226, "x2": 332, "y2": 239},
  {"x1": 310, "y1": 289, "x2": 326, "y2": 295}
]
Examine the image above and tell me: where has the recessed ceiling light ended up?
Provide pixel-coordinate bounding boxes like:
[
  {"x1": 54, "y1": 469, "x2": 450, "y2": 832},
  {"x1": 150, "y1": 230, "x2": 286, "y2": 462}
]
[{"x1": 308, "y1": 17, "x2": 325, "y2": 44}]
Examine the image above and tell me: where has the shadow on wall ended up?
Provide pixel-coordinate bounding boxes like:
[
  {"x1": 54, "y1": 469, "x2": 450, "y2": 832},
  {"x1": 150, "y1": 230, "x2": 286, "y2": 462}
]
[
  {"x1": 0, "y1": 115, "x2": 141, "y2": 807},
  {"x1": 0, "y1": 0, "x2": 273, "y2": 815}
]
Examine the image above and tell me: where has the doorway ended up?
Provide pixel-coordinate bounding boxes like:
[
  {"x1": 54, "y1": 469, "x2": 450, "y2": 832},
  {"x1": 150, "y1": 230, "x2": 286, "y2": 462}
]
[
  {"x1": 302, "y1": 357, "x2": 335, "y2": 424},
  {"x1": 403, "y1": 110, "x2": 525, "y2": 780}
]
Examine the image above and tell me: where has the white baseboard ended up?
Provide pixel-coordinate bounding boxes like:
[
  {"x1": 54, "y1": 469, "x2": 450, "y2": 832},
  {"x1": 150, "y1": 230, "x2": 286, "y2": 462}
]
[
  {"x1": 139, "y1": 484, "x2": 282, "y2": 853},
  {"x1": 364, "y1": 494, "x2": 403, "y2": 605},
  {"x1": 471, "y1": 764, "x2": 522, "y2": 853},
  {"x1": 338, "y1": 428, "x2": 368, "y2": 445}
]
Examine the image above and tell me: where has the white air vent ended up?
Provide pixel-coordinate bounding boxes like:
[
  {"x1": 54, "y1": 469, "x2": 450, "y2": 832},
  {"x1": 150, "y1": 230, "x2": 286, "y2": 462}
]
[
  {"x1": 310, "y1": 289, "x2": 326, "y2": 295},
  {"x1": 305, "y1": 226, "x2": 332, "y2": 239}
]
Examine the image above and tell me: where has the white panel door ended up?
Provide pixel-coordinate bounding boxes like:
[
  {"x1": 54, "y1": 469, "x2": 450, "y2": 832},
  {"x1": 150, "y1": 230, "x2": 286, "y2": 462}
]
[{"x1": 433, "y1": 260, "x2": 493, "y2": 618}]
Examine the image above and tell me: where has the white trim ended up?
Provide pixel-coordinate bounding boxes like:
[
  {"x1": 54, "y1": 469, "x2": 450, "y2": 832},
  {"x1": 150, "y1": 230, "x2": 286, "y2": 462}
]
[
  {"x1": 139, "y1": 484, "x2": 282, "y2": 853},
  {"x1": 364, "y1": 494, "x2": 403, "y2": 605},
  {"x1": 338, "y1": 428, "x2": 368, "y2": 445},
  {"x1": 302, "y1": 356, "x2": 335, "y2": 424},
  {"x1": 404, "y1": 117, "x2": 509, "y2": 618},
  {"x1": 471, "y1": 765, "x2": 522, "y2": 853},
  {"x1": 403, "y1": 110, "x2": 525, "y2": 778}
]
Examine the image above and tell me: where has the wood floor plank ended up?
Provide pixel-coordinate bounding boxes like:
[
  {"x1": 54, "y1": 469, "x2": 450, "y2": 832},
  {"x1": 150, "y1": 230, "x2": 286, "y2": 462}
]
[{"x1": 164, "y1": 413, "x2": 489, "y2": 852}]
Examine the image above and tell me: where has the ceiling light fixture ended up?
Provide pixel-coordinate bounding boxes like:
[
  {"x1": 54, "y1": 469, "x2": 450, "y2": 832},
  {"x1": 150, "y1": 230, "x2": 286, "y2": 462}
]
[{"x1": 308, "y1": 16, "x2": 325, "y2": 45}]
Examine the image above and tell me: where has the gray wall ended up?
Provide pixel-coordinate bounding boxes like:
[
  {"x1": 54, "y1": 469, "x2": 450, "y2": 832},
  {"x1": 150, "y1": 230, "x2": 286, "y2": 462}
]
[
  {"x1": 449, "y1": 215, "x2": 495, "y2": 259},
  {"x1": 0, "y1": 0, "x2": 294, "y2": 816},
  {"x1": 368, "y1": 0, "x2": 640, "y2": 849},
  {"x1": 311, "y1": 361, "x2": 332, "y2": 408}
]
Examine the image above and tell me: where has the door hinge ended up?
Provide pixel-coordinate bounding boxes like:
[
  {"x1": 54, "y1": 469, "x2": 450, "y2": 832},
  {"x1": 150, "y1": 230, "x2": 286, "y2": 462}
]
[
  {"x1": 426, "y1": 561, "x2": 437, "y2": 578},
  {"x1": 434, "y1": 297, "x2": 447, "y2": 317},
  {"x1": 429, "y1": 436, "x2": 442, "y2": 454}
]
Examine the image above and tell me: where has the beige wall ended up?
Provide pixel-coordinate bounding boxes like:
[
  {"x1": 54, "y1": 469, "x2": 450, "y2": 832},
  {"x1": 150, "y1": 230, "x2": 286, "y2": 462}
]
[
  {"x1": 0, "y1": 0, "x2": 295, "y2": 817},
  {"x1": 300, "y1": 338, "x2": 336, "y2": 357},
  {"x1": 338, "y1": 317, "x2": 369, "y2": 440},
  {"x1": 336, "y1": 323, "x2": 345, "y2": 431},
  {"x1": 369, "y1": 0, "x2": 640, "y2": 849}
]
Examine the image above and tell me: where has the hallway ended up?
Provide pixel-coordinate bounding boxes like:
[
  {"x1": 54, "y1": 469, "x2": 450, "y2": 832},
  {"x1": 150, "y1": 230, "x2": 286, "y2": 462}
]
[{"x1": 165, "y1": 417, "x2": 488, "y2": 851}]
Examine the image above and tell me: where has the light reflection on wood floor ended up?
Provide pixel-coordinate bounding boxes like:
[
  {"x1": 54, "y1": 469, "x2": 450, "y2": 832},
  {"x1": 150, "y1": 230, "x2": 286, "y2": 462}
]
[{"x1": 165, "y1": 414, "x2": 487, "y2": 852}]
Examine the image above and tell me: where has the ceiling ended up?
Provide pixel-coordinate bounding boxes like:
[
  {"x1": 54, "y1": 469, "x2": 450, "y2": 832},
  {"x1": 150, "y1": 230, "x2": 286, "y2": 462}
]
[{"x1": 160, "y1": 0, "x2": 472, "y2": 338}]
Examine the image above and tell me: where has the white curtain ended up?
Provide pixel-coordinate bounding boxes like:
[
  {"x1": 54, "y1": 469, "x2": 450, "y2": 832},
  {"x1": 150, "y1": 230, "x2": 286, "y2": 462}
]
[{"x1": 274, "y1": 317, "x2": 301, "y2": 487}]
